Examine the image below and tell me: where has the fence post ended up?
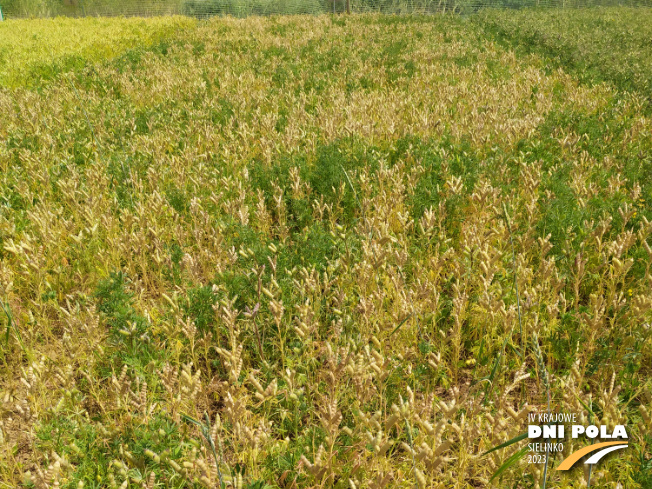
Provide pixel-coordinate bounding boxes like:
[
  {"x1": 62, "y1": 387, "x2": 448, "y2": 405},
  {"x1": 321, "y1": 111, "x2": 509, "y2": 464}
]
[{"x1": 346, "y1": 0, "x2": 350, "y2": 13}]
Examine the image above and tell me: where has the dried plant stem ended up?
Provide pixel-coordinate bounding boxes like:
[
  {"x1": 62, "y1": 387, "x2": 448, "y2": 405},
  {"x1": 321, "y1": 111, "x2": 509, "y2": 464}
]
[
  {"x1": 182, "y1": 413, "x2": 225, "y2": 488},
  {"x1": 252, "y1": 316, "x2": 264, "y2": 360},
  {"x1": 532, "y1": 334, "x2": 551, "y2": 489},
  {"x1": 502, "y1": 203, "x2": 524, "y2": 353},
  {"x1": 405, "y1": 419, "x2": 419, "y2": 489},
  {"x1": 483, "y1": 204, "x2": 525, "y2": 404}
]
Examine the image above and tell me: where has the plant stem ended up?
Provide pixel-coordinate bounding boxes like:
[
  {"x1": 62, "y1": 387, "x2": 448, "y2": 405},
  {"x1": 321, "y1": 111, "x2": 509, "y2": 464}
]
[{"x1": 405, "y1": 419, "x2": 419, "y2": 489}]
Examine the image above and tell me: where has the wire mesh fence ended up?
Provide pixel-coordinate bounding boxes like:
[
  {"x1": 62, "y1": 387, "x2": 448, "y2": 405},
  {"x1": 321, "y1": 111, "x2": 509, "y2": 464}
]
[{"x1": 0, "y1": 0, "x2": 650, "y2": 19}]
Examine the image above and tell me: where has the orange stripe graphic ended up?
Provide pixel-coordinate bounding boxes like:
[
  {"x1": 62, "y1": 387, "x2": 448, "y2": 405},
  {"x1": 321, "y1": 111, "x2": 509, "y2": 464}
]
[{"x1": 556, "y1": 441, "x2": 628, "y2": 471}]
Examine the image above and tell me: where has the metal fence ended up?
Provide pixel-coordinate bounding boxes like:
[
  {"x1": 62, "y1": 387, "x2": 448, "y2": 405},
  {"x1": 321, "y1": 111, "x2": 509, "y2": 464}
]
[{"x1": 1, "y1": 0, "x2": 650, "y2": 19}]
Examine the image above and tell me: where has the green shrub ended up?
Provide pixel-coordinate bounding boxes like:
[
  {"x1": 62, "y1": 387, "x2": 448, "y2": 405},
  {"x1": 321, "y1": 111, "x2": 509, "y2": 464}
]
[{"x1": 181, "y1": 0, "x2": 323, "y2": 17}]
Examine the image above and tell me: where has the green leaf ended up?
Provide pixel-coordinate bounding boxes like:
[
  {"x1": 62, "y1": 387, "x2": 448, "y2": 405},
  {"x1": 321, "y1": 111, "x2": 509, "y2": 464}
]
[
  {"x1": 482, "y1": 431, "x2": 528, "y2": 456},
  {"x1": 507, "y1": 341, "x2": 523, "y2": 358},
  {"x1": 489, "y1": 445, "x2": 530, "y2": 482},
  {"x1": 482, "y1": 334, "x2": 510, "y2": 401},
  {"x1": 1, "y1": 299, "x2": 26, "y2": 354},
  {"x1": 389, "y1": 314, "x2": 413, "y2": 337},
  {"x1": 576, "y1": 395, "x2": 596, "y2": 422},
  {"x1": 181, "y1": 413, "x2": 203, "y2": 428}
]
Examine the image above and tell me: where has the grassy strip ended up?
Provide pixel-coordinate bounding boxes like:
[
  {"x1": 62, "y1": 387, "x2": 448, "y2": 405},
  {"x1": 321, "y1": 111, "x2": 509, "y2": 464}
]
[
  {"x1": 0, "y1": 15, "x2": 194, "y2": 87},
  {"x1": 477, "y1": 7, "x2": 652, "y2": 109}
]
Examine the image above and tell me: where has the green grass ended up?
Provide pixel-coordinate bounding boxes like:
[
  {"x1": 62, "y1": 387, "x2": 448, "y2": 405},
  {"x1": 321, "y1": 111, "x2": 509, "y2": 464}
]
[
  {"x1": 478, "y1": 6, "x2": 652, "y2": 108},
  {"x1": 0, "y1": 16, "x2": 193, "y2": 87}
]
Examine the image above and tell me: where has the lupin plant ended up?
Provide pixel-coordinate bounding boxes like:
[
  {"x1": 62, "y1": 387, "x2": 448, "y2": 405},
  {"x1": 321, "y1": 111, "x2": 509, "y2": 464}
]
[{"x1": 1, "y1": 8, "x2": 651, "y2": 489}]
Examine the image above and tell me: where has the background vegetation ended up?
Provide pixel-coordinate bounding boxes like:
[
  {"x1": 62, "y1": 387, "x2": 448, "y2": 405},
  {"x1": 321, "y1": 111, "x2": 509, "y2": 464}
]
[
  {"x1": 480, "y1": 6, "x2": 652, "y2": 110},
  {"x1": 0, "y1": 15, "x2": 193, "y2": 86},
  {"x1": 2, "y1": 0, "x2": 651, "y2": 17},
  {"x1": 0, "y1": 8, "x2": 651, "y2": 489}
]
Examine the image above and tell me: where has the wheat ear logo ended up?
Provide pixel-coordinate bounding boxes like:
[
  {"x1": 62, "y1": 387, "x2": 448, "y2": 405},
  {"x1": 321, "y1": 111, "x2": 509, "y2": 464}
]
[{"x1": 556, "y1": 441, "x2": 629, "y2": 471}]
